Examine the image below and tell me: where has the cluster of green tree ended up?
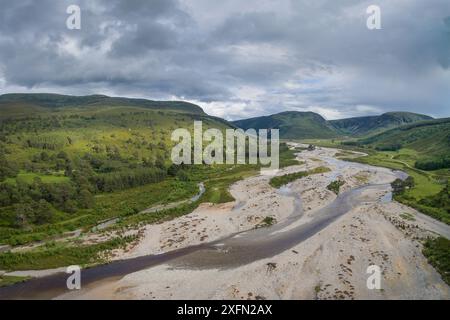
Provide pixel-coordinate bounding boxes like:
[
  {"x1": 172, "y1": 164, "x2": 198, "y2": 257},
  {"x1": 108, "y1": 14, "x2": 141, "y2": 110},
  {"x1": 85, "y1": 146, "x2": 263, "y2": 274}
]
[
  {"x1": 415, "y1": 156, "x2": 450, "y2": 171},
  {"x1": 83, "y1": 152, "x2": 126, "y2": 173},
  {"x1": 12, "y1": 199, "x2": 54, "y2": 227},
  {"x1": 375, "y1": 143, "x2": 402, "y2": 151},
  {"x1": 341, "y1": 141, "x2": 362, "y2": 146},
  {"x1": 269, "y1": 167, "x2": 330, "y2": 188},
  {"x1": 422, "y1": 237, "x2": 450, "y2": 285},
  {"x1": 327, "y1": 180, "x2": 345, "y2": 195},
  {"x1": 167, "y1": 164, "x2": 191, "y2": 181},
  {"x1": 93, "y1": 167, "x2": 167, "y2": 192},
  {"x1": 25, "y1": 135, "x2": 68, "y2": 150},
  {"x1": 28, "y1": 150, "x2": 72, "y2": 172},
  {"x1": 418, "y1": 181, "x2": 450, "y2": 213},
  {"x1": 0, "y1": 130, "x2": 175, "y2": 228},
  {"x1": 278, "y1": 143, "x2": 301, "y2": 168},
  {"x1": 0, "y1": 116, "x2": 65, "y2": 133},
  {"x1": 0, "y1": 155, "x2": 97, "y2": 229},
  {"x1": 0, "y1": 235, "x2": 137, "y2": 271},
  {"x1": 391, "y1": 177, "x2": 415, "y2": 196},
  {"x1": 0, "y1": 111, "x2": 172, "y2": 133},
  {"x1": 0, "y1": 153, "x2": 19, "y2": 181},
  {"x1": 353, "y1": 118, "x2": 450, "y2": 163},
  {"x1": 0, "y1": 178, "x2": 92, "y2": 214}
]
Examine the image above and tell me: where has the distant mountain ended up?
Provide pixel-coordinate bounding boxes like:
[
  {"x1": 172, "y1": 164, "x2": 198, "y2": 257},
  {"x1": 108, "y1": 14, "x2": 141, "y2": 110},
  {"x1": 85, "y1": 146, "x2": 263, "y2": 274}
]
[
  {"x1": 232, "y1": 111, "x2": 339, "y2": 139},
  {"x1": 233, "y1": 111, "x2": 434, "y2": 139},
  {"x1": 330, "y1": 112, "x2": 433, "y2": 136},
  {"x1": 0, "y1": 93, "x2": 205, "y2": 116}
]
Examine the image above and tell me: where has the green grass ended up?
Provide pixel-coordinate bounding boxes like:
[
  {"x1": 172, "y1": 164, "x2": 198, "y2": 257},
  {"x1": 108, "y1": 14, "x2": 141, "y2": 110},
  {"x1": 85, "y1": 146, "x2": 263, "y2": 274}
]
[
  {"x1": 395, "y1": 196, "x2": 450, "y2": 225},
  {"x1": 5, "y1": 171, "x2": 70, "y2": 185},
  {"x1": 278, "y1": 143, "x2": 303, "y2": 168},
  {"x1": 422, "y1": 237, "x2": 450, "y2": 285},
  {"x1": 115, "y1": 199, "x2": 201, "y2": 229},
  {"x1": 301, "y1": 138, "x2": 377, "y2": 155},
  {"x1": 93, "y1": 179, "x2": 198, "y2": 218},
  {"x1": 0, "y1": 235, "x2": 137, "y2": 271},
  {"x1": 399, "y1": 212, "x2": 416, "y2": 221},
  {"x1": 203, "y1": 178, "x2": 237, "y2": 204},
  {"x1": 196, "y1": 165, "x2": 259, "y2": 204},
  {"x1": 269, "y1": 166, "x2": 331, "y2": 188},
  {"x1": 0, "y1": 275, "x2": 31, "y2": 287},
  {"x1": 359, "y1": 117, "x2": 450, "y2": 162}
]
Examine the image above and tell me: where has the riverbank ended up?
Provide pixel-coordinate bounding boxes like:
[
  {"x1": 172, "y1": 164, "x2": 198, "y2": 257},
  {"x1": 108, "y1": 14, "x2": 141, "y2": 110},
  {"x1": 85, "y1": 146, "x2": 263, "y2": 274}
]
[{"x1": 58, "y1": 145, "x2": 450, "y2": 300}]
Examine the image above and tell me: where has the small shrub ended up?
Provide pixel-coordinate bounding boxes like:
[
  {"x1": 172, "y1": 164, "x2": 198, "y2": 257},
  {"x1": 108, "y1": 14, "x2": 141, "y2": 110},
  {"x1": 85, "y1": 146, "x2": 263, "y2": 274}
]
[{"x1": 327, "y1": 180, "x2": 345, "y2": 195}]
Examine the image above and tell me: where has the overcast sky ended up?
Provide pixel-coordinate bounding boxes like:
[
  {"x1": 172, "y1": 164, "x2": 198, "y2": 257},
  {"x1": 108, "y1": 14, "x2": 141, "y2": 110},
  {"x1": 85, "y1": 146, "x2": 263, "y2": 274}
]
[{"x1": 0, "y1": 0, "x2": 449, "y2": 120}]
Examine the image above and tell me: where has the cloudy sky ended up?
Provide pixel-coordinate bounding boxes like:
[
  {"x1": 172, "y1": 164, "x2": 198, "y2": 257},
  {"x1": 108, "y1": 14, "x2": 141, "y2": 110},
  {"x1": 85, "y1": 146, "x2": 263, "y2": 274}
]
[{"x1": 0, "y1": 0, "x2": 449, "y2": 120}]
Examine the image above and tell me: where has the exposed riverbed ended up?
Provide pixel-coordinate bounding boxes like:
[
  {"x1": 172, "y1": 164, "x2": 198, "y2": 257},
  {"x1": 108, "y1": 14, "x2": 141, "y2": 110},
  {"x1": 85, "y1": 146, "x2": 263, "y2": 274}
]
[{"x1": 1, "y1": 145, "x2": 449, "y2": 300}]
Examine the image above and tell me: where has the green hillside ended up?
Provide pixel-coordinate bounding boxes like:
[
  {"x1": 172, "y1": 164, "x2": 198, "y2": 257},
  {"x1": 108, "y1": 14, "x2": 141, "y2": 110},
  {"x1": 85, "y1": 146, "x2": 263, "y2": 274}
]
[
  {"x1": 0, "y1": 93, "x2": 296, "y2": 259},
  {"x1": 232, "y1": 111, "x2": 339, "y2": 139},
  {"x1": 358, "y1": 117, "x2": 450, "y2": 169},
  {"x1": 330, "y1": 112, "x2": 432, "y2": 136},
  {"x1": 332, "y1": 118, "x2": 450, "y2": 224},
  {"x1": 0, "y1": 94, "x2": 236, "y2": 245},
  {"x1": 0, "y1": 93, "x2": 205, "y2": 116}
]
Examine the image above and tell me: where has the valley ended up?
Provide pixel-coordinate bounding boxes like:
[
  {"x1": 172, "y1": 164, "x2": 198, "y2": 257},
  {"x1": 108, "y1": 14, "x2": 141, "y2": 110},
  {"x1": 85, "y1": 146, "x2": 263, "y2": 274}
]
[
  {"x1": 0, "y1": 94, "x2": 449, "y2": 299},
  {"x1": 303, "y1": 118, "x2": 450, "y2": 225},
  {"x1": 1, "y1": 144, "x2": 449, "y2": 299}
]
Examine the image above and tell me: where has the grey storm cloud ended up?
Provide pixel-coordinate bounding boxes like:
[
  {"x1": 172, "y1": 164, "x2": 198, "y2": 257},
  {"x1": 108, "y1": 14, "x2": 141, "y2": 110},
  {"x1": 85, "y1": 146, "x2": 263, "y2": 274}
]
[{"x1": 0, "y1": 0, "x2": 449, "y2": 120}]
